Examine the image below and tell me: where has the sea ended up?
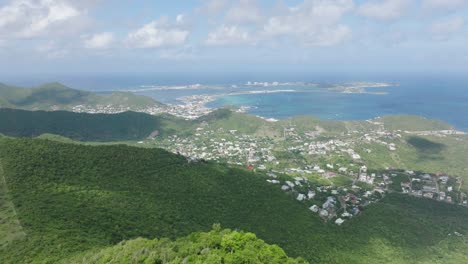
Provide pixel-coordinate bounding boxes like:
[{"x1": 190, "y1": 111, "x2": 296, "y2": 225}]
[{"x1": 2, "y1": 72, "x2": 468, "y2": 131}]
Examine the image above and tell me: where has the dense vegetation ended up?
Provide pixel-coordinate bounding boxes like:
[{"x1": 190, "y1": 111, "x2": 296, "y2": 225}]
[
  {"x1": 69, "y1": 227, "x2": 307, "y2": 264},
  {"x1": 0, "y1": 82, "x2": 161, "y2": 110},
  {"x1": 1, "y1": 137, "x2": 467, "y2": 263},
  {"x1": 0, "y1": 108, "x2": 191, "y2": 141}
]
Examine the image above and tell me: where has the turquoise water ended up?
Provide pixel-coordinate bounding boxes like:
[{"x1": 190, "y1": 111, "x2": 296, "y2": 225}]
[{"x1": 207, "y1": 78, "x2": 468, "y2": 131}]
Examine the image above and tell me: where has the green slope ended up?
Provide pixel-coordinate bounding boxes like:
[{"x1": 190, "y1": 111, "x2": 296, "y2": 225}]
[
  {"x1": 0, "y1": 138, "x2": 467, "y2": 263},
  {"x1": 0, "y1": 82, "x2": 162, "y2": 111},
  {"x1": 0, "y1": 108, "x2": 191, "y2": 141},
  {"x1": 377, "y1": 115, "x2": 453, "y2": 131}
]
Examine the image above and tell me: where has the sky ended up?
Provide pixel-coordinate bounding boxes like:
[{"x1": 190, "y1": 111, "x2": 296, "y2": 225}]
[{"x1": 0, "y1": 0, "x2": 467, "y2": 75}]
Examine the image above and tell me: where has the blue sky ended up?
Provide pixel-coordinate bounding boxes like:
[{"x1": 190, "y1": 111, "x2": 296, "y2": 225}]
[{"x1": 0, "y1": 0, "x2": 467, "y2": 75}]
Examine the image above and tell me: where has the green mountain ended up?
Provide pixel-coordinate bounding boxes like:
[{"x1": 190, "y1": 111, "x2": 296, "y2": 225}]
[
  {"x1": 1, "y1": 137, "x2": 467, "y2": 263},
  {"x1": 0, "y1": 82, "x2": 162, "y2": 111},
  {"x1": 0, "y1": 108, "x2": 191, "y2": 141}
]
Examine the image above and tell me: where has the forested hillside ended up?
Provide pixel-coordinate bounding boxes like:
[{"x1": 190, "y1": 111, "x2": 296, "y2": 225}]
[
  {"x1": 0, "y1": 137, "x2": 467, "y2": 263},
  {"x1": 0, "y1": 108, "x2": 191, "y2": 141}
]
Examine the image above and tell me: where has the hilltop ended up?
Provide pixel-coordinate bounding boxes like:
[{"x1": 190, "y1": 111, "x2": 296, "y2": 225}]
[
  {"x1": 0, "y1": 137, "x2": 467, "y2": 263},
  {"x1": 68, "y1": 227, "x2": 307, "y2": 264},
  {"x1": 0, "y1": 82, "x2": 163, "y2": 111}
]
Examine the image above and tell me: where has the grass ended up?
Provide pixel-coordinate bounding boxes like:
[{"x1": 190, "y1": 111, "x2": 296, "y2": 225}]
[{"x1": 377, "y1": 115, "x2": 452, "y2": 131}]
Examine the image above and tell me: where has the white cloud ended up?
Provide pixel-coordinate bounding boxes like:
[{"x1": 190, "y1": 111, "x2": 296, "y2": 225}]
[
  {"x1": 176, "y1": 14, "x2": 185, "y2": 25},
  {"x1": 0, "y1": 0, "x2": 83, "y2": 39},
  {"x1": 422, "y1": 0, "x2": 467, "y2": 12},
  {"x1": 127, "y1": 17, "x2": 189, "y2": 49},
  {"x1": 431, "y1": 16, "x2": 464, "y2": 40},
  {"x1": 206, "y1": 25, "x2": 252, "y2": 46},
  {"x1": 84, "y1": 32, "x2": 114, "y2": 49},
  {"x1": 225, "y1": 0, "x2": 263, "y2": 24},
  {"x1": 261, "y1": 0, "x2": 354, "y2": 46},
  {"x1": 357, "y1": 0, "x2": 409, "y2": 21}
]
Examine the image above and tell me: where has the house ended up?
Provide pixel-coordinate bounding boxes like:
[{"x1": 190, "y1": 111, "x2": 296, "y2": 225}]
[
  {"x1": 319, "y1": 209, "x2": 329, "y2": 217},
  {"x1": 308, "y1": 190, "x2": 316, "y2": 199},
  {"x1": 323, "y1": 197, "x2": 336, "y2": 209},
  {"x1": 439, "y1": 192, "x2": 446, "y2": 200},
  {"x1": 342, "y1": 212, "x2": 352, "y2": 218},
  {"x1": 294, "y1": 177, "x2": 304, "y2": 182},
  {"x1": 351, "y1": 207, "x2": 360, "y2": 215},
  {"x1": 360, "y1": 165, "x2": 367, "y2": 173},
  {"x1": 267, "y1": 173, "x2": 277, "y2": 178},
  {"x1": 439, "y1": 175, "x2": 449, "y2": 184},
  {"x1": 286, "y1": 181, "x2": 295, "y2": 188},
  {"x1": 309, "y1": 205, "x2": 319, "y2": 213},
  {"x1": 297, "y1": 194, "x2": 306, "y2": 201},
  {"x1": 422, "y1": 174, "x2": 432, "y2": 180},
  {"x1": 335, "y1": 218, "x2": 345, "y2": 226},
  {"x1": 266, "y1": 180, "x2": 280, "y2": 184},
  {"x1": 281, "y1": 185, "x2": 290, "y2": 191}
]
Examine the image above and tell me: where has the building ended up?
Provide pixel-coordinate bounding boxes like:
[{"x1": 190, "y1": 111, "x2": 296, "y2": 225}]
[{"x1": 335, "y1": 218, "x2": 345, "y2": 226}]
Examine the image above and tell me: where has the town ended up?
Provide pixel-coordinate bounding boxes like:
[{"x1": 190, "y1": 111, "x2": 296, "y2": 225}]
[{"x1": 140, "y1": 117, "x2": 467, "y2": 226}]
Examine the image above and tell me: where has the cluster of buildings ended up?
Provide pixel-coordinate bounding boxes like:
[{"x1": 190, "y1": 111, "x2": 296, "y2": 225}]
[
  {"x1": 264, "y1": 173, "x2": 377, "y2": 226},
  {"x1": 71, "y1": 104, "x2": 166, "y2": 115},
  {"x1": 397, "y1": 171, "x2": 466, "y2": 204},
  {"x1": 134, "y1": 109, "x2": 468, "y2": 225},
  {"x1": 71, "y1": 94, "x2": 216, "y2": 120}
]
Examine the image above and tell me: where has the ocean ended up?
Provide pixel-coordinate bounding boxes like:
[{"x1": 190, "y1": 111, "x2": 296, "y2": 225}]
[{"x1": 2, "y1": 72, "x2": 468, "y2": 131}]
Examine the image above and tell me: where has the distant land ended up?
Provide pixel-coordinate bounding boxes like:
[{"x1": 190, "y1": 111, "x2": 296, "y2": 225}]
[{"x1": 0, "y1": 82, "x2": 163, "y2": 112}]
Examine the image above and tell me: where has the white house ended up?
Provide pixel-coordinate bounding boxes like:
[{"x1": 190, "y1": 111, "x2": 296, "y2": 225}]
[
  {"x1": 335, "y1": 218, "x2": 345, "y2": 226},
  {"x1": 309, "y1": 205, "x2": 319, "y2": 213}
]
